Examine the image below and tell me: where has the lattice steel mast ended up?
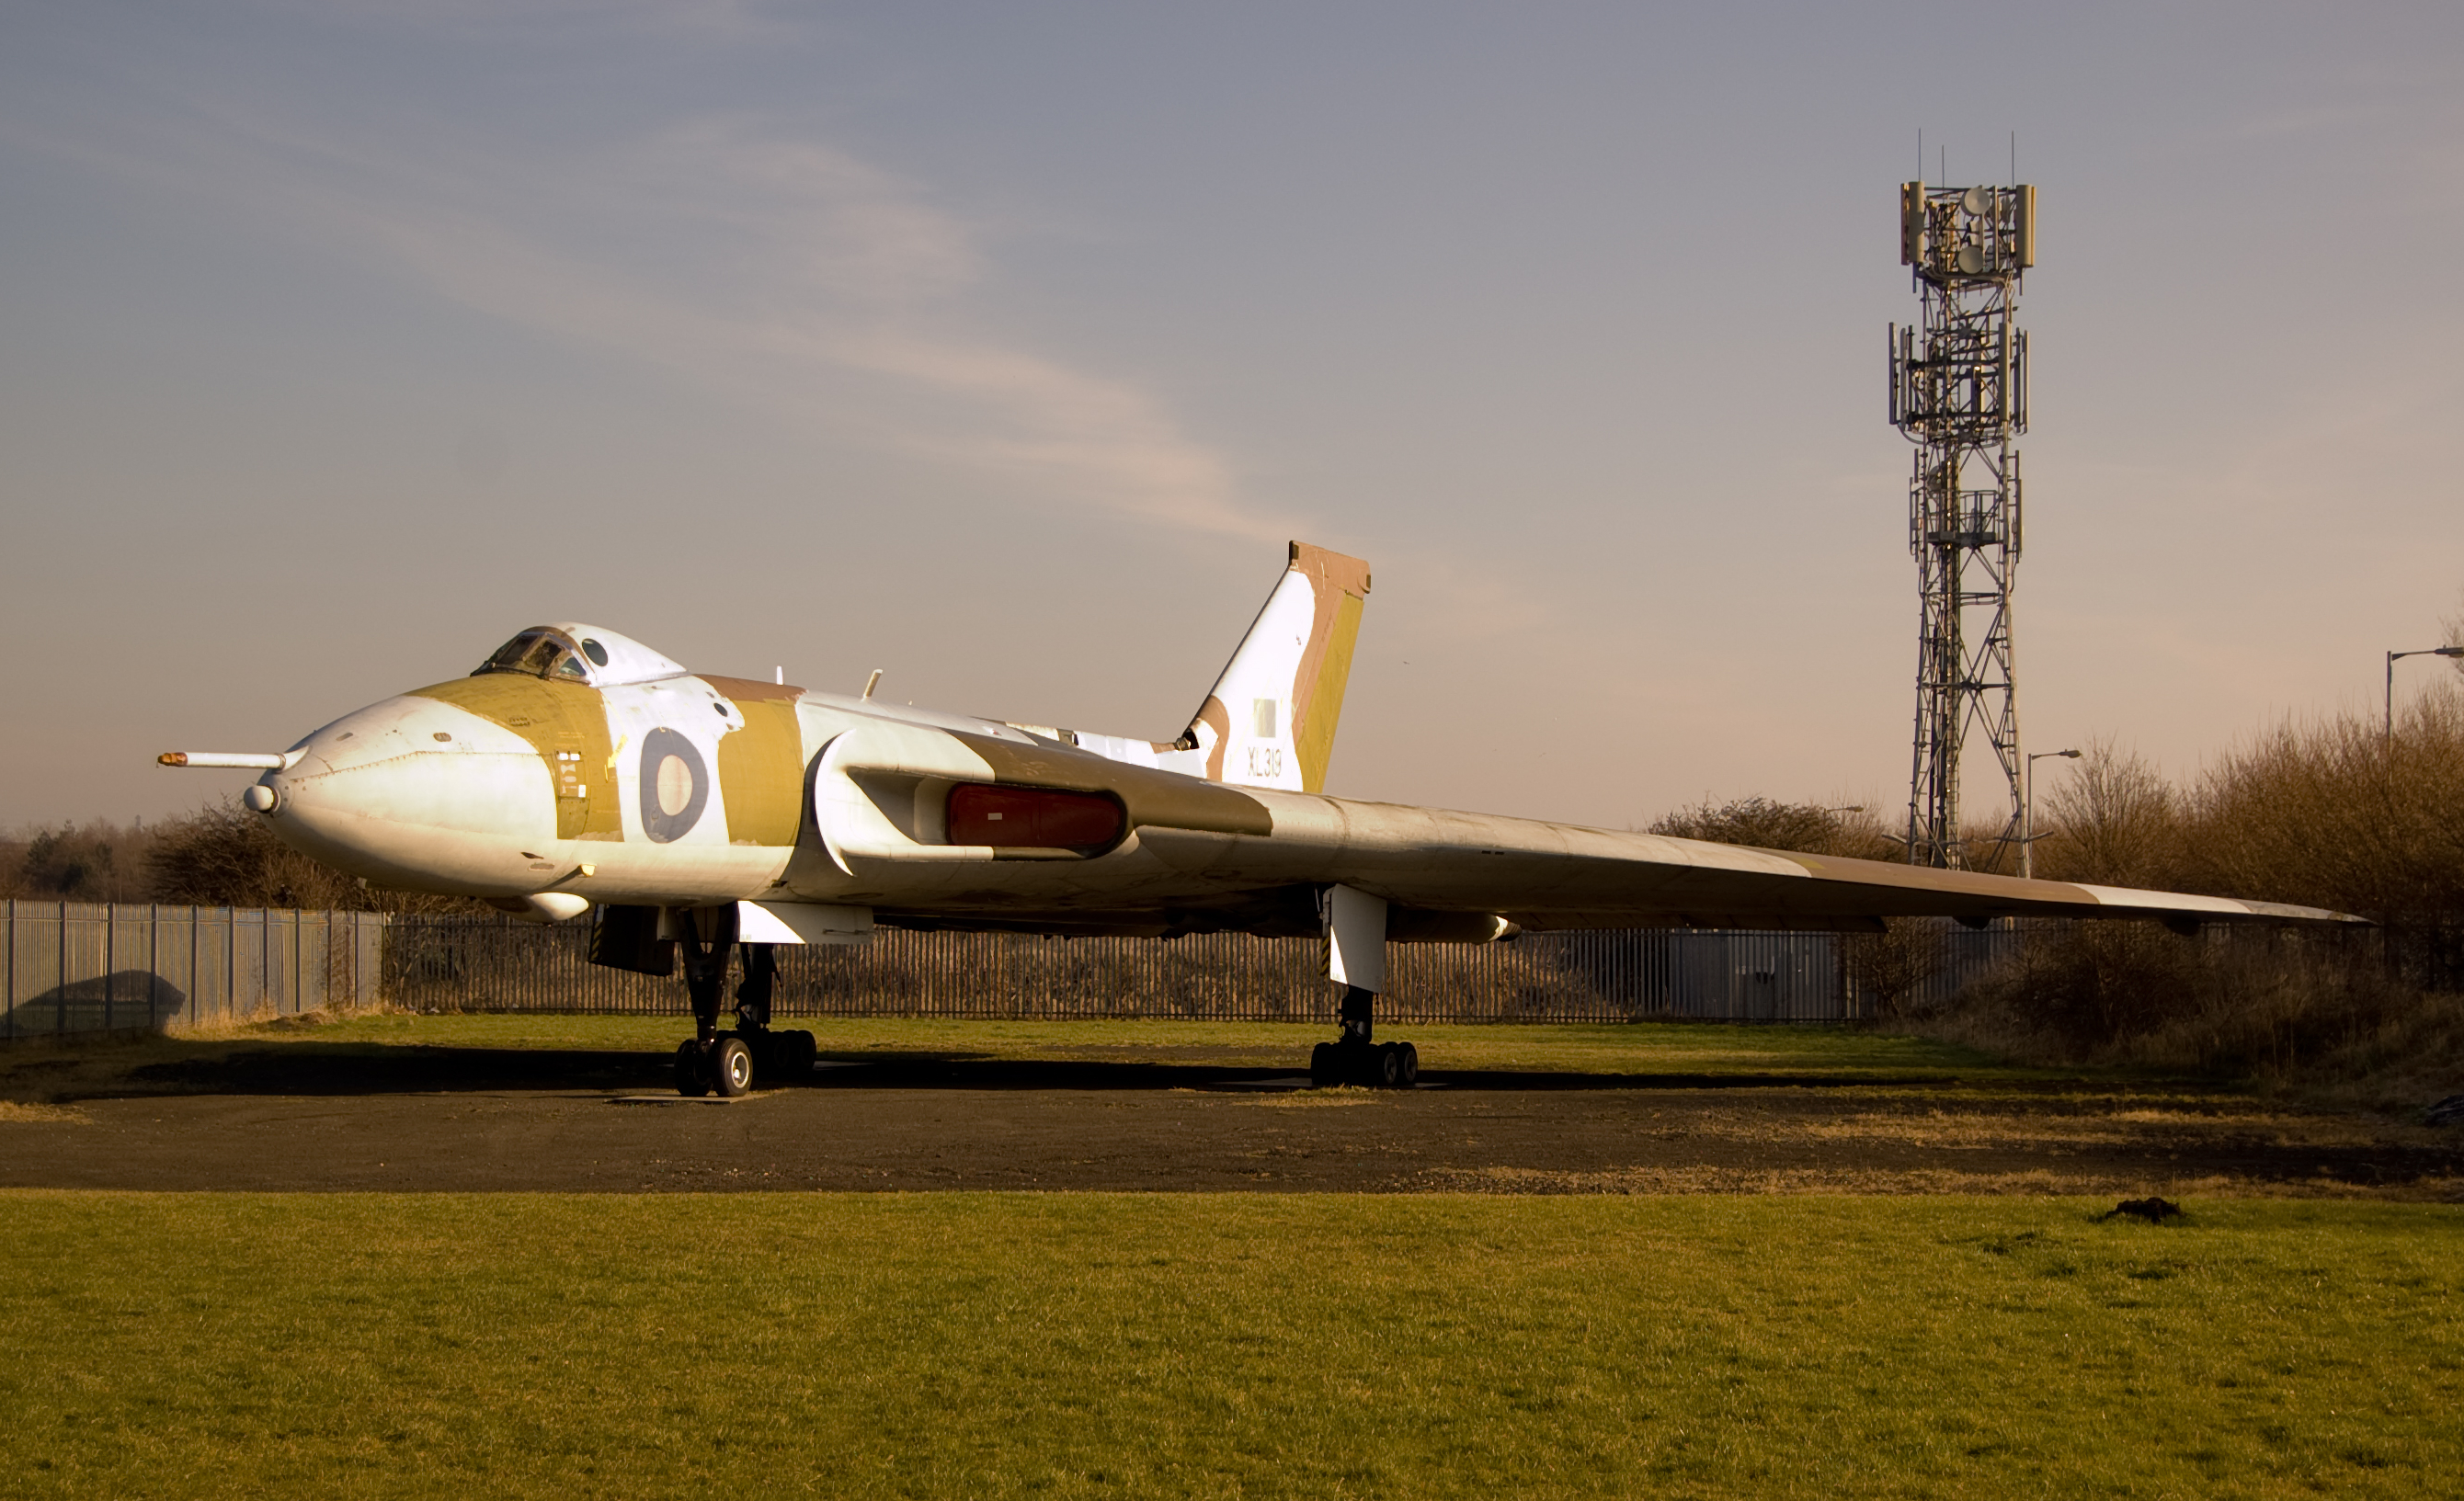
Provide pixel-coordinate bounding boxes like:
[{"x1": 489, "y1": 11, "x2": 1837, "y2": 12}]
[{"x1": 1889, "y1": 180, "x2": 2035, "y2": 869}]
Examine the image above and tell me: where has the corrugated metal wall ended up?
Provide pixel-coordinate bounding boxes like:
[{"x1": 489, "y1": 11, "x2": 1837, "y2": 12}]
[{"x1": 1, "y1": 902, "x2": 385, "y2": 1039}]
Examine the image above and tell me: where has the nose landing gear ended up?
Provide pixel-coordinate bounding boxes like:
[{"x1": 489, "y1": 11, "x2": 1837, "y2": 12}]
[{"x1": 673, "y1": 927, "x2": 816, "y2": 1097}]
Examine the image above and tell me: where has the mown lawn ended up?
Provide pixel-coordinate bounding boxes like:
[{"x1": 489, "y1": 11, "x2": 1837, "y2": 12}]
[
  {"x1": 1, "y1": 1192, "x2": 2454, "y2": 1498},
  {"x1": 181, "y1": 1010, "x2": 2059, "y2": 1082}
]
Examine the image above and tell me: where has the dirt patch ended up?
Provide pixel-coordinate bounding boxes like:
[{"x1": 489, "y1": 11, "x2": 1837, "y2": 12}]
[{"x1": 0, "y1": 1036, "x2": 2458, "y2": 1197}]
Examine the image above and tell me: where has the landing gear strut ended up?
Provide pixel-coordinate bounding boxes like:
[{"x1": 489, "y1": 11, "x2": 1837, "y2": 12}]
[
  {"x1": 671, "y1": 919, "x2": 816, "y2": 1097},
  {"x1": 734, "y1": 941, "x2": 818, "y2": 1085},
  {"x1": 1309, "y1": 984, "x2": 1419, "y2": 1088}
]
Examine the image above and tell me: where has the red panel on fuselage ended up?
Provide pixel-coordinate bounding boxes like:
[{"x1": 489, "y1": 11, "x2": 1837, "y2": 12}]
[{"x1": 946, "y1": 784, "x2": 1124, "y2": 849}]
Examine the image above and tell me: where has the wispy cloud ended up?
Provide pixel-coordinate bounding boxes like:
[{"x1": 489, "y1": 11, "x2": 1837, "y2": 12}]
[
  {"x1": 17, "y1": 71, "x2": 1293, "y2": 542},
  {"x1": 245, "y1": 0, "x2": 796, "y2": 45}
]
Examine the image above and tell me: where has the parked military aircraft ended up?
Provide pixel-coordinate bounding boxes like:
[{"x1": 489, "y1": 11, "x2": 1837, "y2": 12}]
[{"x1": 164, "y1": 541, "x2": 2356, "y2": 1095}]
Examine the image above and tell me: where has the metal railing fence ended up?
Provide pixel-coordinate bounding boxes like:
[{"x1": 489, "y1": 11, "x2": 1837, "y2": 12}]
[
  {"x1": 4, "y1": 898, "x2": 2109, "y2": 1039},
  {"x1": 377, "y1": 918, "x2": 2036, "y2": 1024},
  {"x1": 2, "y1": 901, "x2": 385, "y2": 1040}
]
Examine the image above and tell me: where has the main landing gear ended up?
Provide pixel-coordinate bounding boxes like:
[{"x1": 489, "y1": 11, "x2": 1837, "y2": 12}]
[
  {"x1": 1308, "y1": 984, "x2": 1420, "y2": 1088},
  {"x1": 672, "y1": 932, "x2": 816, "y2": 1097}
]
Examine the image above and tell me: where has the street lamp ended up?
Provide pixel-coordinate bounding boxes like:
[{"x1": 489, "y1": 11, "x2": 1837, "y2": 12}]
[
  {"x1": 2023, "y1": 748, "x2": 2082, "y2": 881},
  {"x1": 2386, "y1": 647, "x2": 2464, "y2": 744}
]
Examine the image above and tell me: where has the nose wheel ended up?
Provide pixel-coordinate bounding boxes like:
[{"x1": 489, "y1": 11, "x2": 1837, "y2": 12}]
[
  {"x1": 671, "y1": 1035, "x2": 752, "y2": 1097},
  {"x1": 671, "y1": 927, "x2": 816, "y2": 1096},
  {"x1": 674, "y1": 1040, "x2": 713, "y2": 1097},
  {"x1": 670, "y1": 1029, "x2": 816, "y2": 1097}
]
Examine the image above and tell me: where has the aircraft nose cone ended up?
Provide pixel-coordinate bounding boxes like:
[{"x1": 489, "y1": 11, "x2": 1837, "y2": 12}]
[{"x1": 264, "y1": 695, "x2": 558, "y2": 895}]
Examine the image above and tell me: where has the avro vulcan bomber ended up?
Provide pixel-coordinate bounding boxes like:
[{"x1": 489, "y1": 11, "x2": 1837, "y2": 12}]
[{"x1": 165, "y1": 543, "x2": 2356, "y2": 1095}]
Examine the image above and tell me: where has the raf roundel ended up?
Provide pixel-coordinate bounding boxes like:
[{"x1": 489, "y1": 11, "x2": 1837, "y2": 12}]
[{"x1": 637, "y1": 728, "x2": 709, "y2": 843}]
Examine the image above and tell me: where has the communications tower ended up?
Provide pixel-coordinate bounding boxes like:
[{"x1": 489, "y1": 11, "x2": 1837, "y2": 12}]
[{"x1": 1889, "y1": 180, "x2": 2035, "y2": 869}]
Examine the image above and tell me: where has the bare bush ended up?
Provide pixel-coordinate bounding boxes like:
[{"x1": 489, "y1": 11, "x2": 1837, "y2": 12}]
[
  {"x1": 1686, "y1": 679, "x2": 2464, "y2": 1102},
  {"x1": 1905, "y1": 688, "x2": 2464, "y2": 1102},
  {"x1": 2182, "y1": 696, "x2": 2464, "y2": 940},
  {"x1": 1840, "y1": 920, "x2": 1945, "y2": 1022},
  {"x1": 1919, "y1": 924, "x2": 2453, "y2": 1105},
  {"x1": 144, "y1": 802, "x2": 483, "y2": 914},
  {"x1": 2017, "y1": 695, "x2": 2464, "y2": 983},
  {"x1": 2031, "y1": 740, "x2": 2184, "y2": 889},
  {"x1": 1648, "y1": 796, "x2": 1898, "y2": 860}
]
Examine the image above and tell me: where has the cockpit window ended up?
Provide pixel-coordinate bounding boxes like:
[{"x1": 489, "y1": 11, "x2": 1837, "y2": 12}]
[
  {"x1": 580, "y1": 638, "x2": 610, "y2": 667},
  {"x1": 475, "y1": 628, "x2": 589, "y2": 681}
]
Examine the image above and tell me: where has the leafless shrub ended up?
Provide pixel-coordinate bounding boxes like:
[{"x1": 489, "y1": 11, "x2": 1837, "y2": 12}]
[
  {"x1": 1911, "y1": 688, "x2": 2464, "y2": 1101},
  {"x1": 1918, "y1": 923, "x2": 2448, "y2": 1101},
  {"x1": 1840, "y1": 920, "x2": 1945, "y2": 1022},
  {"x1": 2032, "y1": 739, "x2": 2183, "y2": 889},
  {"x1": 2018, "y1": 694, "x2": 2464, "y2": 980},
  {"x1": 2180, "y1": 695, "x2": 2464, "y2": 943},
  {"x1": 144, "y1": 802, "x2": 483, "y2": 914},
  {"x1": 1648, "y1": 796, "x2": 1898, "y2": 860}
]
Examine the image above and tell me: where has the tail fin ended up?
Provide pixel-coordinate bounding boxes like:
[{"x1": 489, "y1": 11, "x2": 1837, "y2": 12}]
[{"x1": 1181, "y1": 541, "x2": 1372, "y2": 793}]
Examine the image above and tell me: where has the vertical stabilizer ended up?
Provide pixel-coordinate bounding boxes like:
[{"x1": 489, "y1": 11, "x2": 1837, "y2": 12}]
[{"x1": 1181, "y1": 542, "x2": 1372, "y2": 793}]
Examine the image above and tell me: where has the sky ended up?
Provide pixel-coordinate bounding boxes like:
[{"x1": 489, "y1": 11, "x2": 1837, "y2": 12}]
[{"x1": 3, "y1": 1, "x2": 2460, "y2": 835}]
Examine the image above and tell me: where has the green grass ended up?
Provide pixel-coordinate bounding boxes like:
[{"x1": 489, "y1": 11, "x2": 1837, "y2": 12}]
[
  {"x1": 1, "y1": 1193, "x2": 2454, "y2": 1498},
  {"x1": 195, "y1": 1011, "x2": 2050, "y2": 1081}
]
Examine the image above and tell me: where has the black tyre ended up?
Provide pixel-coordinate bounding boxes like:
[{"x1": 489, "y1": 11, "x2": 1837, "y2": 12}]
[
  {"x1": 1375, "y1": 1042, "x2": 1404, "y2": 1089},
  {"x1": 713, "y1": 1035, "x2": 754, "y2": 1097},
  {"x1": 674, "y1": 1040, "x2": 711, "y2": 1098},
  {"x1": 1309, "y1": 1041, "x2": 1337, "y2": 1087},
  {"x1": 787, "y1": 1029, "x2": 818, "y2": 1078},
  {"x1": 1394, "y1": 1041, "x2": 1420, "y2": 1088}
]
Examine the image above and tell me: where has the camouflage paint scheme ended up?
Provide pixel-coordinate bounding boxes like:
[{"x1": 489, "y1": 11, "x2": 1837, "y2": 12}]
[{"x1": 170, "y1": 541, "x2": 2357, "y2": 982}]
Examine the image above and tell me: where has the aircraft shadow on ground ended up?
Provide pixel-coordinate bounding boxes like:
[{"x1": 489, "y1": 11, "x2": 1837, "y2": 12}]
[
  {"x1": 96, "y1": 1045, "x2": 664, "y2": 1098},
  {"x1": 59, "y1": 1042, "x2": 1961, "y2": 1099},
  {"x1": 810, "y1": 1059, "x2": 1959, "y2": 1094}
]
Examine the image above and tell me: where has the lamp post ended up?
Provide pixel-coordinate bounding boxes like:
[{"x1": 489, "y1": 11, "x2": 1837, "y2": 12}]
[
  {"x1": 1814, "y1": 806, "x2": 1870, "y2": 859},
  {"x1": 2023, "y1": 749, "x2": 2082, "y2": 881},
  {"x1": 2386, "y1": 647, "x2": 2464, "y2": 745}
]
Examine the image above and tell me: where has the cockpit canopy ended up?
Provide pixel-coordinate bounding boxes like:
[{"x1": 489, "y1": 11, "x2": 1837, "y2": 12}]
[{"x1": 473, "y1": 624, "x2": 687, "y2": 688}]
